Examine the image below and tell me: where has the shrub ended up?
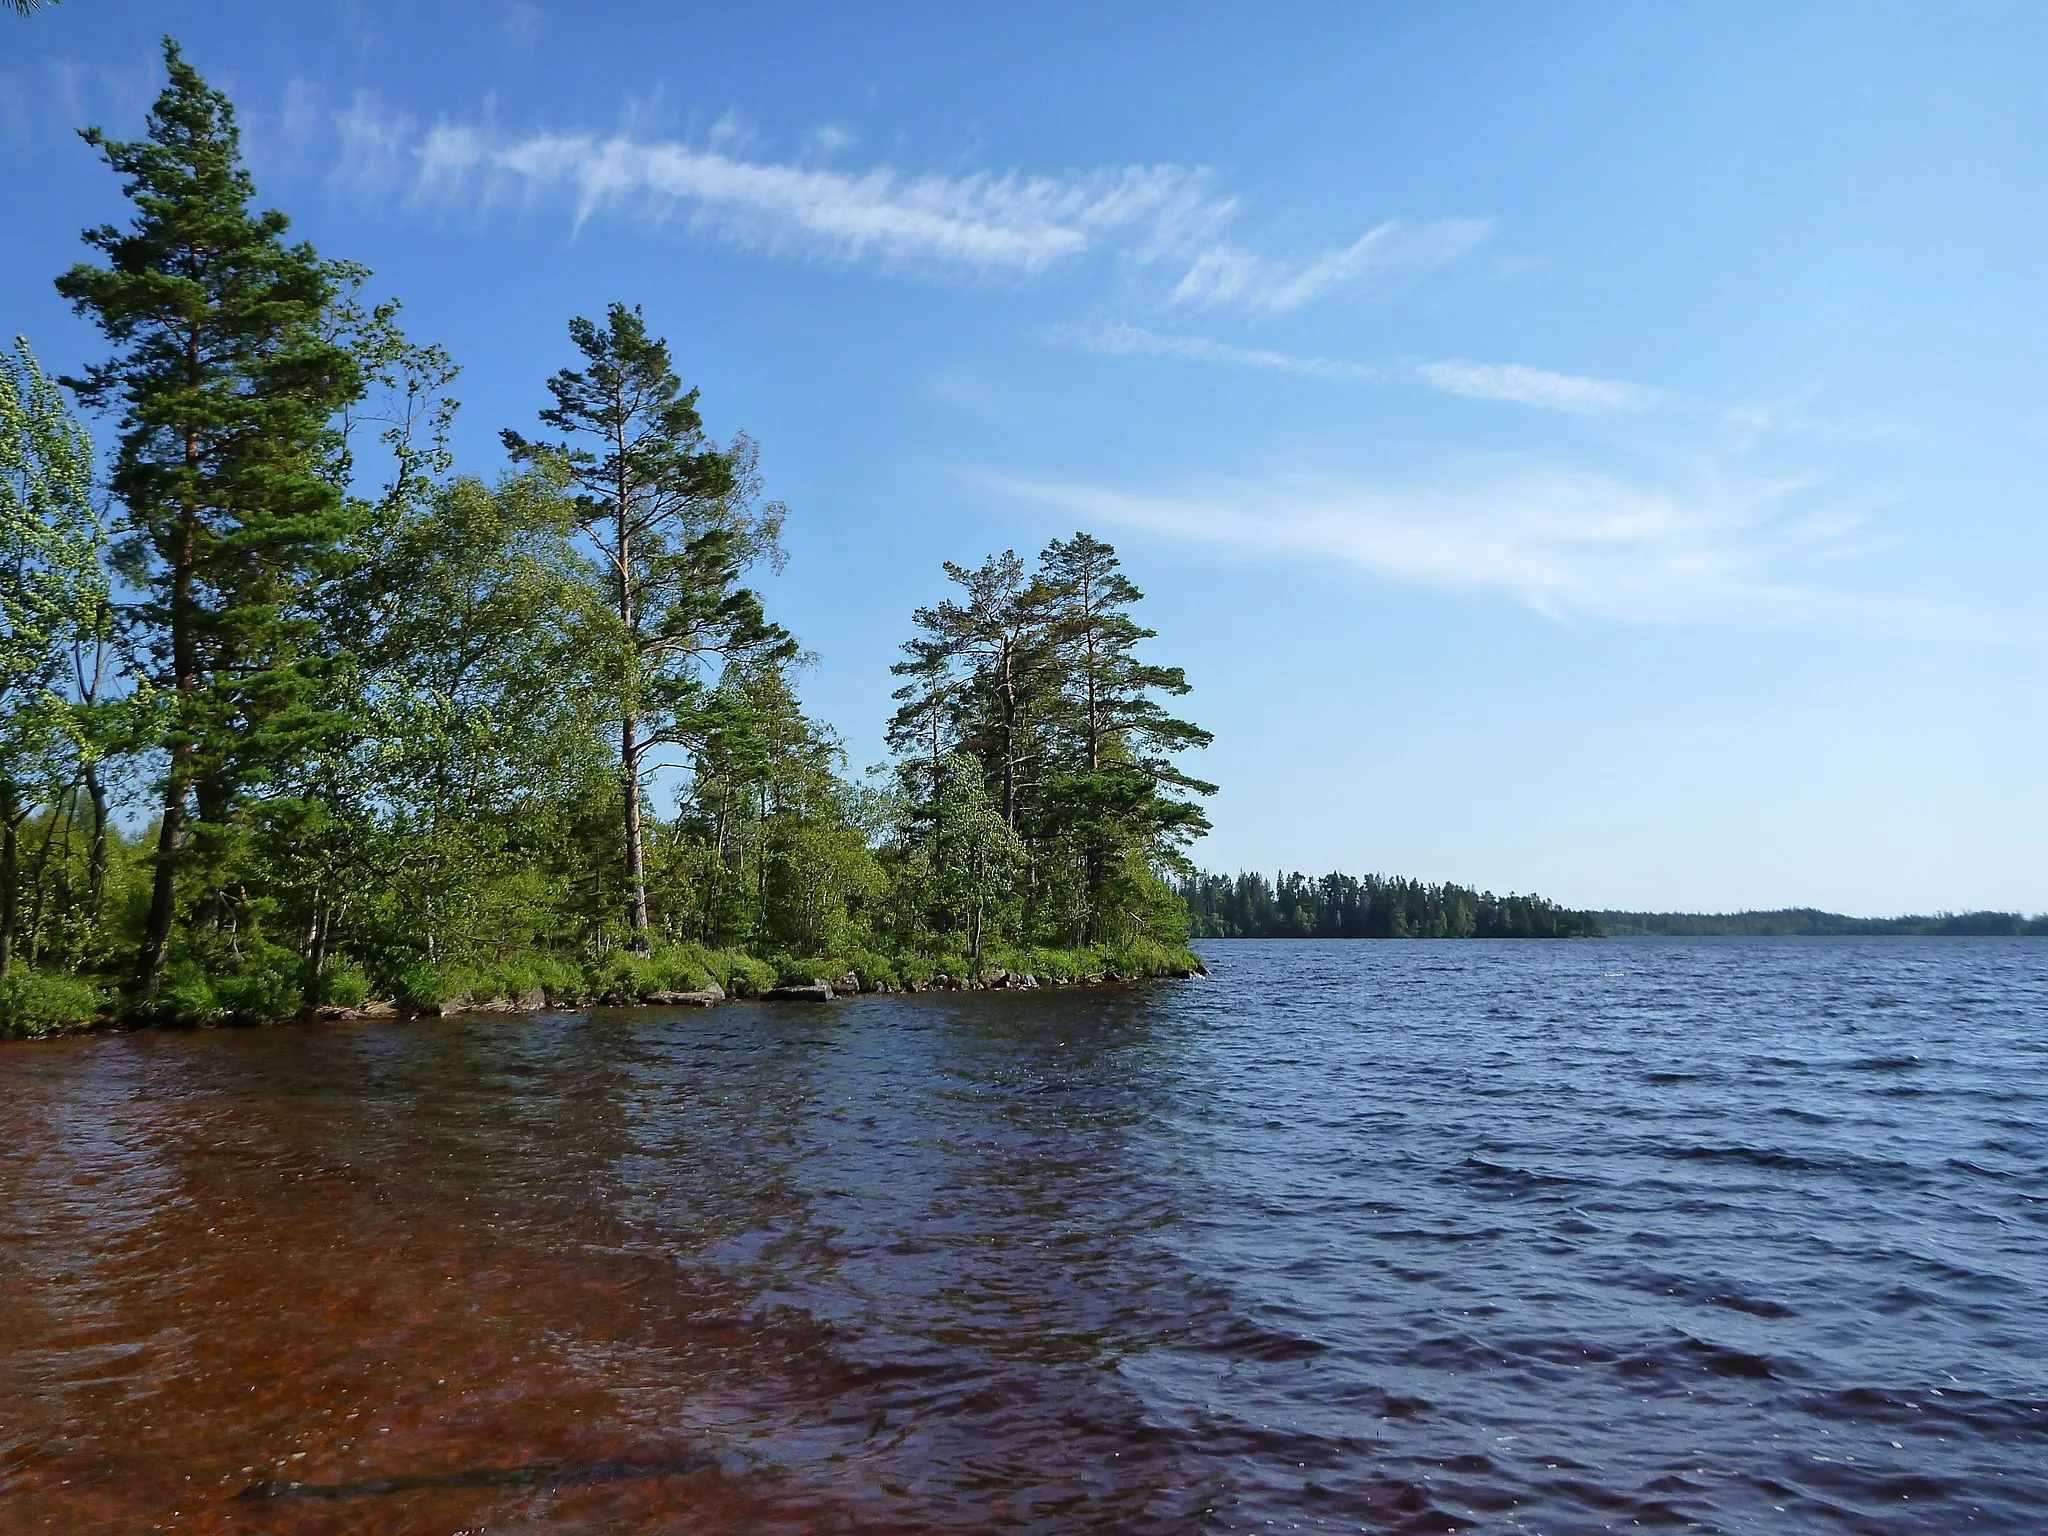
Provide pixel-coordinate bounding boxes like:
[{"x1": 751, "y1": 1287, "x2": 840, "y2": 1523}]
[
  {"x1": 773, "y1": 954, "x2": 845, "y2": 986},
  {"x1": 648, "y1": 945, "x2": 715, "y2": 993},
  {"x1": 213, "y1": 961, "x2": 306, "y2": 1023},
  {"x1": 496, "y1": 953, "x2": 585, "y2": 1002},
  {"x1": 714, "y1": 952, "x2": 777, "y2": 997},
  {"x1": 587, "y1": 949, "x2": 667, "y2": 1003},
  {"x1": 397, "y1": 963, "x2": 465, "y2": 1009},
  {"x1": 135, "y1": 961, "x2": 227, "y2": 1025},
  {"x1": 0, "y1": 970, "x2": 107, "y2": 1038},
  {"x1": 313, "y1": 957, "x2": 371, "y2": 1008},
  {"x1": 844, "y1": 950, "x2": 897, "y2": 991},
  {"x1": 1105, "y1": 937, "x2": 1204, "y2": 979}
]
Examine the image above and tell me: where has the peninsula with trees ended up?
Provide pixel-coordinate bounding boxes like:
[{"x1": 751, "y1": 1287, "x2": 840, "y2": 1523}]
[{"x1": 0, "y1": 42, "x2": 1215, "y2": 1036}]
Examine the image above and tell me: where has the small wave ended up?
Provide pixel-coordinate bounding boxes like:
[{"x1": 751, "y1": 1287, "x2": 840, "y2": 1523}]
[
  {"x1": 1944, "y1": 1157, "x2": 2013, "y2": 1180},
  {"x1": 1803, "y1": 1384, "x2": 2048, "y2": 1438},
  {"x1": 1618, "y1": 1333, "x2": 1794, "y2": 1382},
  {"x1": 1770, "y1": 1106, "x2": 1834, "y2": 1126},
  {"x1": 1663, "y1": 1143, "x2": 1831, "y2": 1173},
  {"x1": 1191, "y1": 1317, "x2": 1328, "y2": 1362},
  {"x1": 1378, "y1": 1224, "x2": 1509, "y2": 1243},
  {"x1": 1452, "y1": 1157, "x2": 1591, "y2": 1193},
  {"x1": 1708, "y1": 1291, "x2": 1796, "y2": 1319}
]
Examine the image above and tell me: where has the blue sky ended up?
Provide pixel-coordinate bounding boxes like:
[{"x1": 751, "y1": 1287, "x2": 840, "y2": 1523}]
[{"x1": 6, "y1": 2, "x2": 2047, "y2": 914}]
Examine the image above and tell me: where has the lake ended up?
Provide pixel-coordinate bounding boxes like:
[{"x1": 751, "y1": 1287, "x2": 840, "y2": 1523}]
[{"x1": 1, "y1": 939, "x2": 2043, "y2": 1532}]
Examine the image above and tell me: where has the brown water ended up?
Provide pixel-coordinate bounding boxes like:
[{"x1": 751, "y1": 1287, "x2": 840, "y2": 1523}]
[{"x1": 3, "y1": 942, "x2": 2045, "y2": 1533}]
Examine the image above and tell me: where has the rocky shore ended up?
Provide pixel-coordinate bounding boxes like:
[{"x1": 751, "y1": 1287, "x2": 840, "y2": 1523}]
[{"x1": 315, "y1": 962, "x2": 1199, "y2": 1021}]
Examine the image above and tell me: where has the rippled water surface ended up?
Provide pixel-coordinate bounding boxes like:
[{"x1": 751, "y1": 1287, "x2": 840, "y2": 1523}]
[{"x1": 2, "y1": 939, "x2": 2045, "y2": 1533}]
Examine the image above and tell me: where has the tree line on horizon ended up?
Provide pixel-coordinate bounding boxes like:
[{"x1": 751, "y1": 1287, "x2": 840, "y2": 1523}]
[
  {"x1": 1598, "y1": 908, "x2": 2048, "y2": 937},
  {"x1": 1180, "y1": 870, "x2": 1602, "y2": 940},
  {"x1": 0, "y1": 41, "x2": 1212, "y2": 1035}
]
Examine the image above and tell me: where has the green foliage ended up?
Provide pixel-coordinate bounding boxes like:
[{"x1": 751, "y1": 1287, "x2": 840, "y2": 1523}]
[
  {"x1": 1182, "y1": 870, "x2": 1600, "y2": 939},
  {"x1": 57, "y1": 39, "x2": 372, "y2": 993},
  {"x1": 771, "y1": 954, "x2": 847, "y2": 986},
  {"x1": 395, "y1": 963, "x2": 460, "y2": 1009},
  {"x1": 1, "y1": 336, "x2": 111, "y2": 979},
  {"x1": 0, "y1": 970, "x2": 104, "y2": 1037},
  {"x1": 504, "y1": 303, "x2": 790, "y2": 950},
  {"x1": 713, "y1": 951, "x2": 778, "y2": 998},
  {"x1": 1, "y1": 47, "x2": 1215, "y2": 1034},
  {"x1": 209, "y1": 946, "x2": 307, "y2": 1023},
  {"x1": 312, "y1": 956, "x2": 369, "y2": 1008},
  {"x1": 883, "y1": 534, "x2": 1211, "y2": 955},
  {"x1": 1102, "y1": 937, "x2": 1206, "y2": 980},
  {"x1": 1599, "y1": 907, "x2": 2048, "y2": 936},
  {"x1": 143, "y1": 961, "x2": 224, "y2": 1025}
]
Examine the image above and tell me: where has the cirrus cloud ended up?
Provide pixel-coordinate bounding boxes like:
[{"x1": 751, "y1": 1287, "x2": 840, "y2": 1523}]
[
  {"x1": 984, "y1": 466, "x2": 1872, "y2": 624},
  {"x1": 328, "y1": 95, "x2": 1484, "y2": 309},
  {"x1": 1413, "y1": 358, "x2": 1660, "y2": 414}
]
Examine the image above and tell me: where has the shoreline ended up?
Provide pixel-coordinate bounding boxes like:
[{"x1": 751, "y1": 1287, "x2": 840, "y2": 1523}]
[{"x1": 3, "y1": 962, "x2": 1207, "y2": 1043}]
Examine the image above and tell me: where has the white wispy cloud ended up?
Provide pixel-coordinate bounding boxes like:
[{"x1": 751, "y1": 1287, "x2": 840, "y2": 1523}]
[
  {"x1": 1057, "y1": 321, "x2": 1661, "y2": 416},
  {"x1": 1413, "y1": 358, "x2": 1660, "y2": 414},
  {"x1": 402, "y1": 122, "x2": 1228, "y2": 275},
  {"x1": 985, "y1": 467, "x2": 1863, "y2": 623},
  {"x1": 329, "y1": 89, "x2": 418, "y2": 203},
  {"x1": 329, "y1": 107, "x2": 1481, "y2": 306},
  {"x1": 1170, "y1": 218, "x2": 1492, "y2": 314},
  {"x1": 1054, "y1": 320, "x2": 1382, "y2": 382}
]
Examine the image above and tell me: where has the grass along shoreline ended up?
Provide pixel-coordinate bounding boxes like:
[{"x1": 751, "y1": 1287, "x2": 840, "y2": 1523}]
[{"x1": 0, "y1": 939, "x2": 1208, "y2": 1040}]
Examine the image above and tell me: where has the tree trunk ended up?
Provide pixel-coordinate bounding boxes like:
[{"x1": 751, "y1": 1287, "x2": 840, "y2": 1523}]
[
  {"x1": 616, "y1": 439, "x2": 651, "y2": 952},
  {"x1": 306, "y1": 891, "x2": 327, "y2": 977},
  {"x1": 136, "y1": 781, "x2": 186, "y2": 991},
  {"x1": 85, "y1": 760, "x2": 108, "y2": 919},
  {"x1": 0, "y1": 782, "x2": 20, "y2": 978},
  {"x1": 24, "y1": 783, "x2": 74, "y2": 968},
  {"x1": 138, "y1": 370, "x2": 206, "y2": 996},
  {"x1": 622, "y1": 717, "x2": 650, "y2": 949},
  {"x1": 999, "y1": 641, "x2": 1017, "y2": 830}
]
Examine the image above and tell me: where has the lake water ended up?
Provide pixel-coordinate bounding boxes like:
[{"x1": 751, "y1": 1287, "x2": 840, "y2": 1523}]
[{"x1": 1, "y1": 939, "x2": 2043, "y2": 1533}]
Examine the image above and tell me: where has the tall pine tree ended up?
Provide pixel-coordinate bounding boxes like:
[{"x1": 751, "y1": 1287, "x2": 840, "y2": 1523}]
[
  {"x1": 1038, "y1": 533, "x2": 1214, "y2": 937},
  {"x1": 57, "y1": 39, "x2": 364, "y2": 993},
  {"x1": 504, "y1": 304, "x2": 789, "y2": 951}
]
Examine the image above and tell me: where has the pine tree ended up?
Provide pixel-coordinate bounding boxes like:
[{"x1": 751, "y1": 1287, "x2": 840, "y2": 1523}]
[
  {"x1": 504, "y1": 303, "x2": 789, "y2": 951},
  {"x1": 1036, "y1": 533, "x2": 1213, "y2": 938},
  {"x1": 56, "y1": 39, "x2": 365, "y2": 993},
  {"x1": 888, "y1": 551, "x2": 1052, "y2": 834}
]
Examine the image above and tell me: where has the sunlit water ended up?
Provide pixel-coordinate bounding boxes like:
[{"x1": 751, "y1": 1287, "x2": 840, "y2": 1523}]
[{"x1": 1, "y1": 938, "x2": 2043, "y2": 1533}]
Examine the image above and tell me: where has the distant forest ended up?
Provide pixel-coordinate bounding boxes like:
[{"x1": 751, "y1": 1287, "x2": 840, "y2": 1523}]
[
  {"x1": 1179, "y1": 872, "x2": 1601, "y2": 939},
  {"x1": 1600, "y1": 909, "x2": 2048, "y2": 937},
  {"x1": 1180, "y1": 876, "x2": 2048, "y2": 941}
]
